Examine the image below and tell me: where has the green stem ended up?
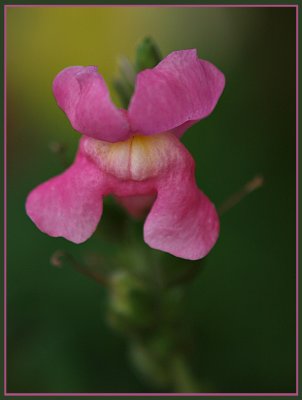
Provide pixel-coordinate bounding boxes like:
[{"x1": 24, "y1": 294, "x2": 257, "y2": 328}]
[
  {"x1": 172, "y1": 355, "x2": 200, "y2": 392},
  {"x1": 50, "y1": 250, "x2": 109, "y2": 287},
  {"x1": 107, "y1": 243, "x2": 200, "y2": 392}
]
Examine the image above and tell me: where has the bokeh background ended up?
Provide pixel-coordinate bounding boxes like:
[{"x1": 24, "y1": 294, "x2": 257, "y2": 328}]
[{"x1": 6, "y1": 6, "x2": 296, "y2": 393}]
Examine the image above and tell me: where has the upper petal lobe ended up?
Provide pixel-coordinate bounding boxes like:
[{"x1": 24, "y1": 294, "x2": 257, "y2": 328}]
[
  {"x1": 128, "y1": 49, "x2": 225, "y2": 137},
  {"x1": 53, "y1": 66, "x2": 130, "y2": 142}
]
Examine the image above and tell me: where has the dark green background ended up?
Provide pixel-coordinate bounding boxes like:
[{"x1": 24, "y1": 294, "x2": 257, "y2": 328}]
[{"x1": 6, "y1": 6, "x2": 296, "y2": 394}]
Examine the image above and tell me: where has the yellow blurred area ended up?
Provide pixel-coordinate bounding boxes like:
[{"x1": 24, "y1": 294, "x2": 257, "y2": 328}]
[
  {"x1": 6, "y1": 6, "x2": 258, "y2": 166},
  {"x1": 6, "y1": 7, "x2": 249, "y2": 107}
]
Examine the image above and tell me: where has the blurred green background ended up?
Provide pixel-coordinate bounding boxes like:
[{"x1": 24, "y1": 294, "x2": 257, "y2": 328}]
[{"x1": 7, "y1": 6, "x2": 296, "y2": 393}]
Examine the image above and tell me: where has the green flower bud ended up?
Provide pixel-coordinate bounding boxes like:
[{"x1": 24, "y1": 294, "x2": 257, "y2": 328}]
[
  {"x1": 113, "y1": 37, "x2": 162, "y2": 107},
  {"x1": 107, "y1": 271, "x2": 156, "y2": 334},
  {"x1": 135, "y1": 37, "x2": 162, "y2": 72}
]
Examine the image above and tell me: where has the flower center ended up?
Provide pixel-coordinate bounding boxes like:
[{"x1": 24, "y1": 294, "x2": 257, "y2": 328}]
[{"x1": 84, "y1": 132, "x2": 177, "y2": 181}]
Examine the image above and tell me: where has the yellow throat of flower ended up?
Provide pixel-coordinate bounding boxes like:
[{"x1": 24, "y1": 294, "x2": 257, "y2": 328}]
[{"x1": 84, "y1": 132, "x2": 178, "y2": 181}]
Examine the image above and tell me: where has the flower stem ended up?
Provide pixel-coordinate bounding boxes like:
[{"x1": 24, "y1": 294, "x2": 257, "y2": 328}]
[
  {"x1": 50, "y1": 250, "x2": 109, "y2": 287},
  {"x1": 218, "y1": 175, "x2": 264, "y2": 215},
  {"x1": 106, "y1": 243, "x2": 200, "y2": 392},
  {"x1": 48, "y1": 141, "x2": 69, "y2": 168},
  {"x1": 171, "y1": 355, "x2": 200, "y2": 392}
]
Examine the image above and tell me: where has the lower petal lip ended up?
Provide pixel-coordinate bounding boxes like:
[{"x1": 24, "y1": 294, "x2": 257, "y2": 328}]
[{"x1": 27, "y1": 132, "x2": 219, "y2": 260}]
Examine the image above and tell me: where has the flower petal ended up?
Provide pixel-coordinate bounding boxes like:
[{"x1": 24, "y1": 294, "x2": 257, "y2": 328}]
[
  {"x1": 26, "y1": 149, "x2": 105, "y2": 243},
  {"x1": 170, "y1": 120, "x2": 197, "y2": 138},
  {"x1": 115, "y1": 194, "x2": 156, "y2": 218},
  {"x1": 53, "y1": 66, "x2": 130, "y2": 142},
  {"x1": 143, "y1": 138, "x2": 219, "y2": 260},
  {"x1": 128, "y1": 49, "x2": 225, "y2": 137}
]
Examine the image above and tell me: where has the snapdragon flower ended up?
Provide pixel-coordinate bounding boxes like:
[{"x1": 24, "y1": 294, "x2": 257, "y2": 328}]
[{"x1": 26, "y1": 49, "x2": 225, "y2": 260}]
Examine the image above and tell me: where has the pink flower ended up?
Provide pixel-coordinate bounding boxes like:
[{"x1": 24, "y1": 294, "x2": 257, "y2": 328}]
[{"x1": 26, "y1": 49, "x2": 225, "y2": 260}]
